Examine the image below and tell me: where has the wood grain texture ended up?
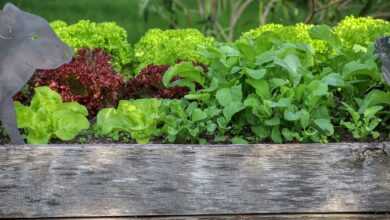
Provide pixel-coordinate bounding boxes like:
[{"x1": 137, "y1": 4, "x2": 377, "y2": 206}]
[
  {"x1": 0, "y1": 143, "x2": 390, "y2": 219},
  {"x1": 38, "y1": 214, "x2": 390, "y2": 220}
]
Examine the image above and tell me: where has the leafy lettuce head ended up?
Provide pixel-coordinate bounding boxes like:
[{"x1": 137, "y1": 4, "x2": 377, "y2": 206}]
[
  {"x1": 238, "y1": 23, "x2": 328, "y2": 54},
  {"x1": 134, "y1": 28, "x2": 215, "y2": 71},
  {"x1": 335, "y1": 16, "x2": 390, "y2": 48}
]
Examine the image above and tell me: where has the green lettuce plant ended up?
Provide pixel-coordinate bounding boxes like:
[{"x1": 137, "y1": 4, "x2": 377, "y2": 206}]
[
  {"x1": 14, "y1": 87, "x2": 90, "y2": 144},
  {"x1": 94, "y1": 99, "x2": 161, "y2": 144},
  {"x1": 334, "y1": 16, "x2": 390, "y2": 49},
  {"x1": 134, "y1": 28, "x2": 215, "y2": 71},
  {"x1": 238, "y1": 23, "x2": 329, "y2": 55},
  {"x1": 51, "y1": 20, "x2": 133, "y2": 77}
]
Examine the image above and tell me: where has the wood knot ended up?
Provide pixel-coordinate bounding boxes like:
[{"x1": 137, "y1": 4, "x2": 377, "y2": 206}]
[{"x1": 352, "y1": 143, "x2": 389, "y2": 162}]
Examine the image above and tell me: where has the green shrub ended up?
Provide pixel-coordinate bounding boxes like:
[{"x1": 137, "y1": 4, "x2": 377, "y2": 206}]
[
  {"x1": 134, "y1": 28, "x2": 215, "y2": 71},
  {"x1": 51, "y1": 20, "x2": 133, "y2": 77},
  {"x1": 14, "y1": 87, "x2": 90, "y2": 144}
]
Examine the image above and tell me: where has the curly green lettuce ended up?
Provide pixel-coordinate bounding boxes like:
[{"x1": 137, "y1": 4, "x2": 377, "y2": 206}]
[
  {"x1": 334, "y1": 16, "x2": 390, "y2": 48},
  {"x1": 238, "y1": 23, "x2": 329, "y2": 54},
  {"x1": 134, "y1": 28, "x2": 215, "y2": 71}
]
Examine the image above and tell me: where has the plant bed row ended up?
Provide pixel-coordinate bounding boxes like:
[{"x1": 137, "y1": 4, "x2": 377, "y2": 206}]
[{"x1": 2, "y1": 16, "x2": 390, "y2": 145}]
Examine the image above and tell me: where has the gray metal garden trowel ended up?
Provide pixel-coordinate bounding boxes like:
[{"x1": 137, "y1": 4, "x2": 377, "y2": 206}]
[
  {"x1": 375, "y1": 36, "x2": 390, "y2": 85},
  {"x1": 0, "y1": 3, "x2": 73, "y2": 144}
]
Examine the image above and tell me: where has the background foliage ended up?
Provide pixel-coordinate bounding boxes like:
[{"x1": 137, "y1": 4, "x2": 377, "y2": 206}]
[{"x1": 2, "y1": 0, "x2": 390, "y2": 42}]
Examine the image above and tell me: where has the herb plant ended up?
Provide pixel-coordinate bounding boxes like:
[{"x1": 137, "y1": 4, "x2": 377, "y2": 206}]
[{"x1": 159, "y1": 99, "x2": 220, "y2": 144}]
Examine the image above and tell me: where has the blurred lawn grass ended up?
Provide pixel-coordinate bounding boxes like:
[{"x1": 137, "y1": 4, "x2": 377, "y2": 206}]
[{"x1": 0, "y1": 0, "x2": 168, "y2": 43}]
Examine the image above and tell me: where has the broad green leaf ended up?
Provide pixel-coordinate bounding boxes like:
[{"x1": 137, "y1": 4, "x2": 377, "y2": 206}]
[
  {"x1": 204, "y1": 105, "x2": 221, "y2": 118},
  {"x1": 282, "y1": 128, "x2": 300, "y2": 142},
  {"x1": 231, "y1": 136, "x2": 248, "y2": 144},
  {"x1": 244, "y1": 68, "x2": 266, "y2": 80},
  {"x1": 299, "y1": 109, "x2": 310, "y2": 129},
  {"x1": 275, "y1": 53, "x2": 301, "y2": 74},
  {"x1": 170, "y1": 79, "x2": 197, "y2": 92},
  {"x1": 255, "y1": 50, "x2": 275, "y2": 66},
  {"x1": 322, "y1": 73, "x2": 345, "y2": 87},
  {"x1": 244, "y1": 94, "x2": 261, "y2": 108},
  {"x1": 223, "y1": 101, "x2": 245, "y2": 121},
  {"x1": 184, "y1": 93, "x2": 210, "y2": 102},
  {"x1": 220, "y1": 45, "x2": 241, "y2": 57},
  {"x1": 95, "y1": 108, "x2": 123, "y2": 135},
  {"x1": 309, "y1": 25, "x2": 341, "y2": 49},
  {"x1": 246, "y1": 79, "x2": 271, "y2": 100},
  {"x1": 163, "y1": 62, "x2": 205, "y2": 90},
  {"x1": 251, "y1": 125, "x2": 269, "y2": 139},
  {"x1": 271, "y1": 98, "x2": 291, "y2": 108},
  {"x1": 235, "y1": 41, "x2": 256, "y2": 61},
  {"x1": 364, "y1": 106, "x2": 383, "y2": 118},
  {"x1": 61, "y1": 102, "x2": 89, "y2": 116},
  {"x1": 284, "y1": 109, "x2": 301, "y2": 121},
  {"x1": 307, "y1": 80, "x2": 328, "y2": 97},
  {"x1": 265, "y1": 117, "x2": 280, "y2": 126},
  {"x1": 217, "y1": 116, "x2": 228, "y2": 129},
  {"x1": 54, "y1": 110, "x2": 90, "y2": 140},
  {"x1": 271, "y1": 126, "x2": 283, "y2": 143},
  {"x1": 216, "y1": 85, "x2": 242, "y2": 107},
  {"x1": 358, "y1": 90, "x2": 390, "y2": 113},
  {"x1": 342, "y1": 60, "x2": 380, "y2": 81},
  {"x1": 254, "y1": 31, "x2": 281, "y2": 53},
  {"x1": 270, "y1": 78, "x2": 289, "y2": 90},
  {"x1": 206, "y1": 122, "x2": 217, "y2": 133},
  {"x1": 192, "y1": 108, "x2": 207, "y2": 122},
  {"x1": 314, "y1": 118, "x2": 334, "y2": 135}
]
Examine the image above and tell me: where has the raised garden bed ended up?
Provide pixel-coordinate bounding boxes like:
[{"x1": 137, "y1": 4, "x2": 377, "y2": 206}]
[
  {"x1": 1, "y1": 4, "x2": 390, "y2": 220},
  {"x1": 1, "y1": 142, "x2": 390, "y2": 219}
]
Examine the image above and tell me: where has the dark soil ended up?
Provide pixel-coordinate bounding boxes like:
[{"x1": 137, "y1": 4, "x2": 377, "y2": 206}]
[{"x1": 0, "y1": 125, "x2": 388, "y2": 145}]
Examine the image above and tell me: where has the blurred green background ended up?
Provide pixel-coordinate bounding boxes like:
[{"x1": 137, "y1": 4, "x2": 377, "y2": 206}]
[
  {"x1": 1, "y1": 0, "x2": 390, "y2": 43},
  {"x1": 0, "y1": 0, "x2": 167, "y2": 43}
]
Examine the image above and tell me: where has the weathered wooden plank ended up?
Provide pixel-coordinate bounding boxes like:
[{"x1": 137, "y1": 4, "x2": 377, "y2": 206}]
[
  {"x1": 0, "y1": 143, "x2": 389, "y2": 219},
  {"x1": 38, "y1": 214, "x2": 390, "y2": 220}
]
